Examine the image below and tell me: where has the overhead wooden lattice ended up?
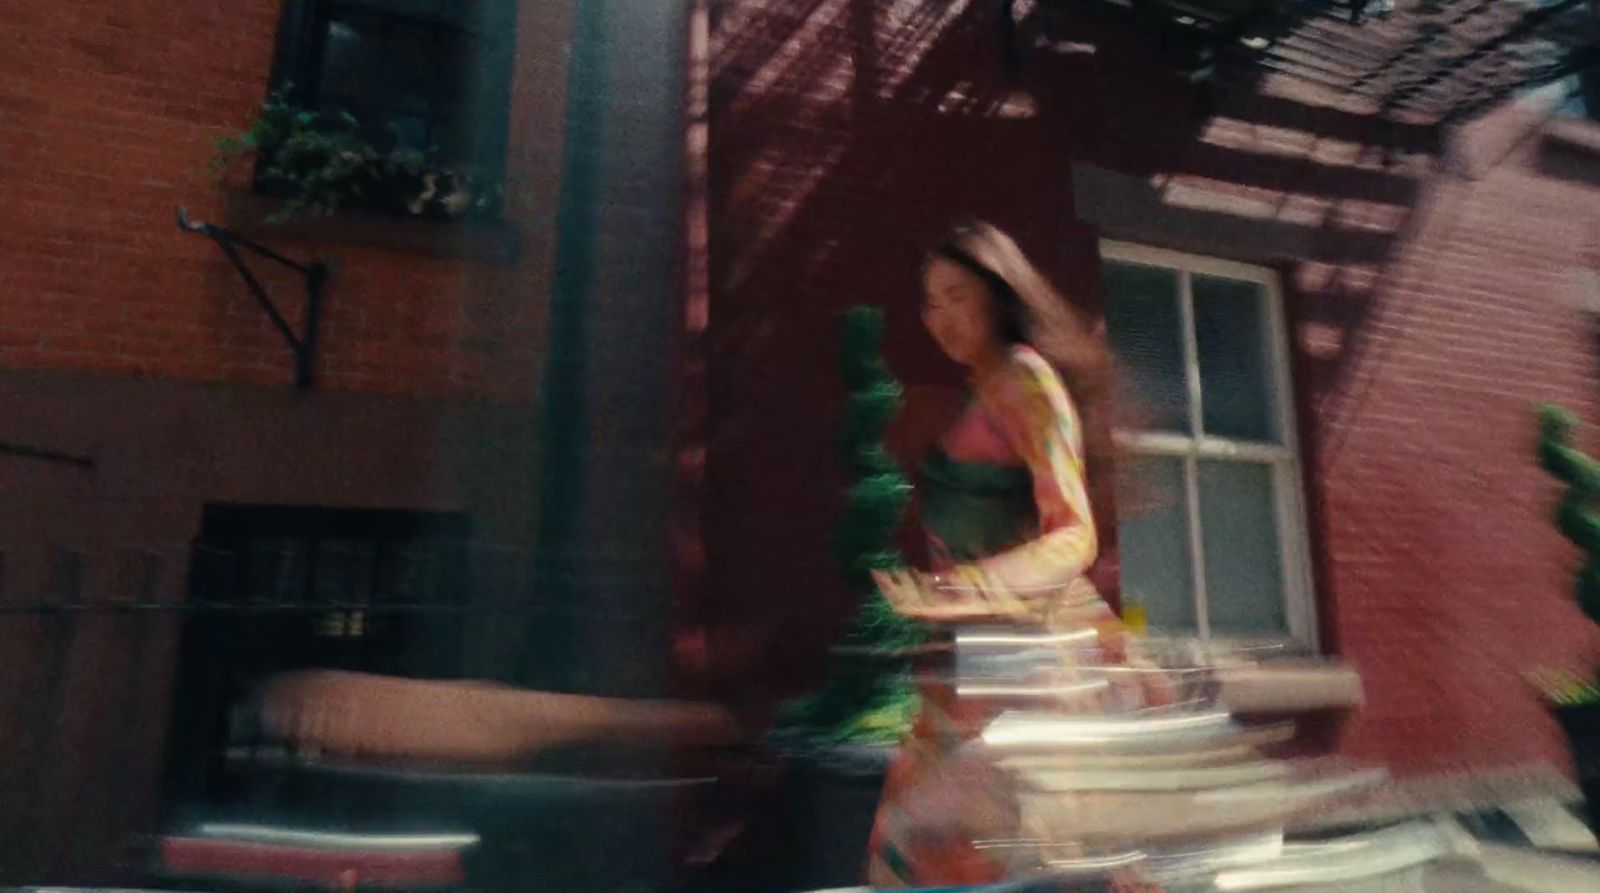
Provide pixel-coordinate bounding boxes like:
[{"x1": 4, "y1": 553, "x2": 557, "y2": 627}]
[{"x1": 1021, "y1": 0, "x2": 1599, "y2": 123}]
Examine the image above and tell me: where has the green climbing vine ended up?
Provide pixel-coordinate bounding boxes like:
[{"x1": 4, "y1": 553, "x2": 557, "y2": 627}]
[
  {"x1": 1535, "y1": 403, "x2": 1600, "y2": 705},
  {"x1": 781, "y1": 306, "x2": 925, "y2": 745}
]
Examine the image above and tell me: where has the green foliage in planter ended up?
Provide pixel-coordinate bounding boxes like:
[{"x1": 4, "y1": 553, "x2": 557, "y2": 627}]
[
  {"x1": 1535, "y1": 403, "x2": 1600, "y2": 705},
  {"x1": 781, "y1": 306, "x2": 925, "y2": 746},
  {"x1": 212, "y1": 91, "x2": 506, "y2": 223}
]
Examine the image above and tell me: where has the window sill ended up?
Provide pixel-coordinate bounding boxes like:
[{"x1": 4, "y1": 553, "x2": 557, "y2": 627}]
[
  {"x1": 1141, "y1": 636, "x2": 1360, "y2": 714},
  {"x1": 1215, "y1": 659, "x2": 1363, "y2": 714},
  {"x1": 224, "y1": 192, "x2": 521, "y2": 263}
]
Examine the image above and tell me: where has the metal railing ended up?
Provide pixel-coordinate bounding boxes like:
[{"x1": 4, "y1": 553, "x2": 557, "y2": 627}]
[{"x1": 0, "y1": 537, "x2": 546, "y2": 886}]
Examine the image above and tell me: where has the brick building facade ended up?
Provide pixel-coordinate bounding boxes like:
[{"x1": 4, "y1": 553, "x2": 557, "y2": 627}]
[
  {"x1": 688, "y1": 0, "x2": 1600, "y2": 785},
  {"x1": 4, "y1": 0, "x2": 1600, "y2": 885},
  {"x1": 1, "y1": 1, "x2": 569, "y2": 395},
  {"x1": 1, "y1": 0, "x2": 690, "y2": 883}
]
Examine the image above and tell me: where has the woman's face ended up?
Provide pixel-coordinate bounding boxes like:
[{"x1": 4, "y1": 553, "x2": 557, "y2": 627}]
[{"x1": 921, "y1": 256, "x2": 1003, "y2": 368}]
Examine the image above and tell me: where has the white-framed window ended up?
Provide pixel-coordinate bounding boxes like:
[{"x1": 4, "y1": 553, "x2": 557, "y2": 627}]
[{"x1": 1099, "y1": 241, "x2": 1315, "y2": 646}]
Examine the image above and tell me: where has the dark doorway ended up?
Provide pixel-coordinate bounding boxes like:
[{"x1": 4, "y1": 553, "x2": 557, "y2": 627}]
[{"x1": 160, "y1": 504, "x2": 473, "y2": 815}]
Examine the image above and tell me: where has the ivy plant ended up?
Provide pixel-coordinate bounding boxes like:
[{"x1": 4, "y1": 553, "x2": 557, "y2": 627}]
[{"x1": 212, "y1": 91, "x2": 507, "y2": 223}]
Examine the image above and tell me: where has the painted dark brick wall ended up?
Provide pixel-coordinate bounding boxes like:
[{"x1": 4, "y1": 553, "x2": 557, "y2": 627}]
[
  {"x1": 695, "y1": 0, "x2": 1206, "y2": 704},
  {"x1": 698, "y1": 0, "x2": 1117, "y2": 701}
]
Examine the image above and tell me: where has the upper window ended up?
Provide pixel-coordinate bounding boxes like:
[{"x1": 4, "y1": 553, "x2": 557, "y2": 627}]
[
  {"x1": 1100, "y1": 242, "x2": 1315, "y2": 646},
  {"x1": 269, "y1": 0, "x2": 516, "y2": 172}
]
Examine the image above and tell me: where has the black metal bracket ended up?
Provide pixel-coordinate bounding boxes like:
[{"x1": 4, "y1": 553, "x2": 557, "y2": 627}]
[
  {"x1": 0, "y1": 442, "x2": 95, "y2": 473},
  {"x1": 178, "y1": 207, "x2": 328, "y2": 390}
]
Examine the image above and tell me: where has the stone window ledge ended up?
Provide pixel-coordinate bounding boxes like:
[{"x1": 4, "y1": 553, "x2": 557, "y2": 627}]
[{"x1": 1215, "y1": 659, "x2": 1363, "y2": 714}]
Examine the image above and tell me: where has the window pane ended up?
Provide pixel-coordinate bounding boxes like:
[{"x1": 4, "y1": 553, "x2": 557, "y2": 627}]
[
  {"x1": 1198, "y1": 460, "x2": 1287, "y2": 636},
  {"x1": 1117, "y1": 455, "x2": 1196, "y2": 633},
  {"x1": 1193, "y1": 275, "x2": 1279, "y2": 443},
  {"x1": 319, "y1": 15, "x2": 468, "y2": 154},
  {"x1": 384, "y1": 543, "x2": 444, "y2": 603},
  {"x1": 315, "y1": 538, "x2": 377, "y2": 604},
  {"x1": 245, "y1": 537, "x2": 308, "y2": 604},
  {"x1": 1103, "y1": 261, "x2": 1189, "y2": 434}
]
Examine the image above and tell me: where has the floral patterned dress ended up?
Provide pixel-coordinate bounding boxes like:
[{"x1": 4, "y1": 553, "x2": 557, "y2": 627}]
[{"x1": 864, "y1": 345, "x2": 1151, "y2": 889}]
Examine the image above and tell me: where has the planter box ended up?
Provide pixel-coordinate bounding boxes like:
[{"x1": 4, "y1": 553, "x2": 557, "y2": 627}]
[
  {"x1": 778, "y1": 745, "x2": 892, "y2": 891},
  {"x1": 706, "y1": 744, "x2": 891, "y2": 893},
  {"x1": 224, "y1": 192, "x2": 521, "y2": 263}
]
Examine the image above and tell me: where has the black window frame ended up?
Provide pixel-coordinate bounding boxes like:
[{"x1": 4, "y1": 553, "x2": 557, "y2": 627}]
[{"x1": 262, "y1": 0, "x2": 518, "y2": 206}]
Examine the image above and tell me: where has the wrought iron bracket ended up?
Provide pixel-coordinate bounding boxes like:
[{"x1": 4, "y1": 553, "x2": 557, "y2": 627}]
[
  {"x1": 178, "y1": 207, "x2": 328, "y2": 390},
  {"x1": 0, "y1": 442, "x2": 94, "y2": 473}
]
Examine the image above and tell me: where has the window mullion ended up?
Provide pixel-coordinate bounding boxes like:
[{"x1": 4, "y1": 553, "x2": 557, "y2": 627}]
[
  {"x1": 1177, "y1": 271, "x2": 1210, "y2": 638},
  {"x1": 1183, "y1": 453, "x2": 1210, "y2": 639},
  {"x1": 1192, "y1": 438, "x2": 1293, "y2": 463},
  {"x1": 1178, "y1": 270, "x2": 1205, "y2": 437}
]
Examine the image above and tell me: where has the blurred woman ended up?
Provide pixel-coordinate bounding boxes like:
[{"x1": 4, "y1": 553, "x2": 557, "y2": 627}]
[{"x1": 868, "y1": 223, "x2": 1169, "y2": 889}]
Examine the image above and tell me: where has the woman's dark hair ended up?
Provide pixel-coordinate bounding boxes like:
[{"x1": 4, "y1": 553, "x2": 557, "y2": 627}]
[{"x1": 927, "y1": 221, "x2": 1118, "y2": 481}]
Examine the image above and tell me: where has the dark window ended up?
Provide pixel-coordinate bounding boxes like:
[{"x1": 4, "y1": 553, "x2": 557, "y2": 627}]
[
  {"x1": 161, "y1": 505, "x2": 474, "y2": 812},
  {"x1": 269, "y1": 0, "x2": 516, "y2": 172}
]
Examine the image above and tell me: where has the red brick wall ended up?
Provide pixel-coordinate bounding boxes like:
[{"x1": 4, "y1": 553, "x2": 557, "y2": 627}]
[
  {"x1": 0, "y1": 2, "x2": 572, "y2": 882},
  {"x1": 697, "y1": 0, "x2": 1190, "y2": 699},
  {"x1": 0, "y1": 0, "x2": 569, "y2": 400},
  {"x1": 1299, "y1": 131, "x2": 1600, "y2": 775},
  {"x1": 702, "y1": 0, "x2": 1600, "y2": 781}
]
